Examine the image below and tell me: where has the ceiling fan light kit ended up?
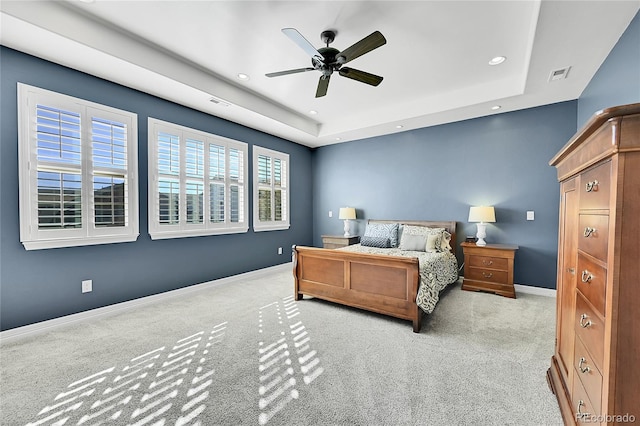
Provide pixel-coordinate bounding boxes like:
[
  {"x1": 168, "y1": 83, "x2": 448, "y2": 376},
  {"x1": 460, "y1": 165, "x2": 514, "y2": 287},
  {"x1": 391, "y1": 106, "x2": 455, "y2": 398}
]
[{"x1": 266, "y1": 28, "x2": 386, "y2": 98}]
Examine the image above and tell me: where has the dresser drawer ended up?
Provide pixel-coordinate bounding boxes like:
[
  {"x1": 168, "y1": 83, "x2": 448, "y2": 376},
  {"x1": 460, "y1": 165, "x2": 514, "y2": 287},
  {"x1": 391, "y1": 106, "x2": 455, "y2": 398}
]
[
  {"x1": 467, "y1": 268, "x2": 508, "y2": 284},
  {"x1": 572, "y1": 371, "x2": 598, "y2": 424},
  {"x1": 575, "y1": 293, "x2": 604, "y2": 370},
  {"x1": 578, "y1": 214, "x2": 609, "y2": 262},
  {"x1": 576, "y1": 253, "x2": 607, "y2": 315},
  {"x1": 468, "y1": 255, "x2": 508, "y2": 271},
  {"x1": 574, "y1": 335, "x2": 603, "y2": 415},
  {"x1": 579, "y1": 161, "x2": 611, "y2": 210}
]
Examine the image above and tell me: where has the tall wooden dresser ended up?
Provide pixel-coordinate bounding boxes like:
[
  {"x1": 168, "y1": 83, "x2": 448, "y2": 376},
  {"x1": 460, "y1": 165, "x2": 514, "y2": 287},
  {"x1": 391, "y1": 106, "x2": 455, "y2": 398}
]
[{"x1": 547, "y1": 103, "x2": 640, "y2": 425}]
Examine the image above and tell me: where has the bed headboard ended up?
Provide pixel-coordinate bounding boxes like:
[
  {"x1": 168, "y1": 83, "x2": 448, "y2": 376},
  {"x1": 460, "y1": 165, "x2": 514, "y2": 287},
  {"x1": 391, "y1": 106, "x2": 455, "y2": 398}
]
[{"x1": 367, "y1": 219, "x2": 457, "y2": 253}]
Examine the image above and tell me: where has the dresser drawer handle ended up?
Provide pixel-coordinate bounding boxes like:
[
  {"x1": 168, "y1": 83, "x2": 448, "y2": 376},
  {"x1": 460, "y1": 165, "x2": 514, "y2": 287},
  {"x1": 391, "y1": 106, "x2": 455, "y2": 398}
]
[
  {"x1": 482, "y1": 272, "x2": 493, "y2": 278},
  {"x1": 585, "y1": 180, "x2": 599, "y2": 192},
  {"x1": 576, "y1": 400, "x2": 590, "y2": 419},
  {"x1": 581, "y1": 270, "x2": 593, "y2": 283},
  {"x1": 579, "y1": 313, "x2": 592, "y2": 328},
  {"x1": 583, "y1": 227, "x2": 596, "y2": 238},
  {"x1": 578, "y1": 357, "x2": 591, "y2": 374},
  {"x1": 482, "y1": 259, "x2": 493, "y2": 266}
]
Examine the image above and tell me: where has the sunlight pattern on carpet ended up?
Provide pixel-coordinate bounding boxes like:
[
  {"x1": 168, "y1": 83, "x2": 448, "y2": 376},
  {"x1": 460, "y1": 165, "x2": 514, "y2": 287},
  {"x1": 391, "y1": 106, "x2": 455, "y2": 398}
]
[
  {"x1": 25, "y1": 322, "x2": 227, "y2": 426},
  {"x1": 257, "y1": 295, "x2": 324, "y2": 425}
]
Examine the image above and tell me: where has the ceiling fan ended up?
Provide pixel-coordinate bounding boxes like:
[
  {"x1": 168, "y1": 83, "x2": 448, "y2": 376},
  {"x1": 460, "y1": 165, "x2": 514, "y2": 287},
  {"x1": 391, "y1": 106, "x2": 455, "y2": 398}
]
[{"x1": 265, "y1": 28, "x2": 387, "y2": 98}]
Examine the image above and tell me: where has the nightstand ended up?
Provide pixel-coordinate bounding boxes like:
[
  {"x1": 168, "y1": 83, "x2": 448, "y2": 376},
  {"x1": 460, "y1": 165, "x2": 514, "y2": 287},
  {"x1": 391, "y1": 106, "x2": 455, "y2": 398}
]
[
  {"x1": 461, "y1": 242, "x2": 519, "y2": 298},
  {"x1": 321, "y1": 235, "x2": 360, "y2": 249}
]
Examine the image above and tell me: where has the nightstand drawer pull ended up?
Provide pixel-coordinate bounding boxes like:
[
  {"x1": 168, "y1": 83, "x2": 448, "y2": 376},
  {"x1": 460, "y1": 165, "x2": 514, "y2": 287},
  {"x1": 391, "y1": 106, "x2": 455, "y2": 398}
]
[
  {"x1": 482, "y1": 272, "x2": 493, "y2": 278},
  {"x1": 583, "y1": 227, "x2": 596, "y2": 238},
  {"x1": 581, "y1": 270, "x2": 593, "y2": 283},
  {"x1": 585, "y1": 180, "x2": 599, "y2": 192},
  {"x1": 482, "y1": 259, "x2": 493, "y2": 266},
  {"x1": 576, "y1": 400, "x2": 590, "y2": 419},
  {"x1": 579, "y1": 313, "x2": 592, "y2": 328},
  {"x1": 578, "y1": 357, "x2": 590, "y2": 374}
]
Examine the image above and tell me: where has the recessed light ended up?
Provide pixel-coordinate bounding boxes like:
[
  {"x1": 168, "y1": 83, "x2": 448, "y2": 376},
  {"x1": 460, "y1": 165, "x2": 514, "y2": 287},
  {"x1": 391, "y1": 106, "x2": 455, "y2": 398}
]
[
  {"x1": 396, "y1": 125, "x2": 403, "y2": 129},
  {"x1": 237, "y1": 73, "x2": 250, "y2": 80},
  {"x1": 491, "y1": 105, "x2": 501, "y2": 110},
  {"x1": 309, "y1": 110, "x2": 318, "y2": 115},
  {"x1": 335, "y1": 137, "x2": 342, "y2": 141},
  {"x1": 488, "y1": 56, "x2": 506, "y2": 66}
]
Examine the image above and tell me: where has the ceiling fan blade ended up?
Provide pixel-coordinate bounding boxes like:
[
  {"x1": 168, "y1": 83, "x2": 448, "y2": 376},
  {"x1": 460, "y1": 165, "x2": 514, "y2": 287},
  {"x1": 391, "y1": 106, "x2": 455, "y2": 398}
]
[
  {"x1": 315, "y1": 75, "x2": 330, "y2": 98},
  {"x1": 337, "y1": 31, "x2": 386, "y2": 64},
  {"x1": 266, "y1": 68, "x2": 315, "y2": 78},
  {"x1": 339, "y1": 67, "x2": 383, "y2": 86},
  {"x1": 282, "y1": 28, "x2": 324, "y2": 61}
]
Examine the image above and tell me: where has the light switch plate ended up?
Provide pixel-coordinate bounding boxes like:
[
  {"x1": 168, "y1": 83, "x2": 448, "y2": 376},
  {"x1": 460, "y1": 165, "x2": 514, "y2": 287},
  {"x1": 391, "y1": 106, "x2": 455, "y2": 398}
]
[{"x1": 527, "y1": 211, "x2": 535, "y2": 221}]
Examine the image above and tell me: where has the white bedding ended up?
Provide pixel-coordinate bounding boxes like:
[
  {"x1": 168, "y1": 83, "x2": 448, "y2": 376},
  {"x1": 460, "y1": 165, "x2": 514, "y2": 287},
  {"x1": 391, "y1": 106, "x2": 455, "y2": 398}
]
[{"x1": 338, "y1": 244, "x2": 459, "y2": 313}]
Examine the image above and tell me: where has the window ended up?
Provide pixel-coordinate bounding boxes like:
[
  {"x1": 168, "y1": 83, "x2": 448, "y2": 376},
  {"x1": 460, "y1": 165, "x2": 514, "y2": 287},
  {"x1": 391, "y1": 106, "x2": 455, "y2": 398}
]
[
  {"x1": 253, "y1": 146, "x2": 290, "y2": 232},
  {"x1": 148, "y1": 118, "x2": 248, "y2": 239},
  {"x1": 18, "y1": 83, "x2": 139, "y2": 250}
]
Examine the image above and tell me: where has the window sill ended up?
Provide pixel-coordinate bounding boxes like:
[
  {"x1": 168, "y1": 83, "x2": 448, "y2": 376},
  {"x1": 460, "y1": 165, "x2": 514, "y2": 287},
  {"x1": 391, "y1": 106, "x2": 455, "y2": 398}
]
[
  {"x1": 22, "y1": 234, "x2": 139, "y2": 250},
  {"x1": 149, "y1": 226, "x2": 249, "y2": 240},
  {"x1": 253, "y1": 224, "x2": 291, "y2": 232}
]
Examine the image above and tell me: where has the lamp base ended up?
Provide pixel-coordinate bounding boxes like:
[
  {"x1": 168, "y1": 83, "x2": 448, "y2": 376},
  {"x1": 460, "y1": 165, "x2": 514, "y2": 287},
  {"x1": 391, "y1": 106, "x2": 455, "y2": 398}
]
[
  {"x1": 476, "y1": 223, "x2": 487, "y2": 246},
  {"x1": 343, "y1": 220, "x2": 352, "y2": 237}
]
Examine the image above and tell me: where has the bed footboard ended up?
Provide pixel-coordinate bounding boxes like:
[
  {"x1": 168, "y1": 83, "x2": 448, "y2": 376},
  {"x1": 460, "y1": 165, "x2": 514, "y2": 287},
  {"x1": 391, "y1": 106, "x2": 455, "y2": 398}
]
[{"x1": 292, "y1": 245, "x2": 422, "y2": 332}]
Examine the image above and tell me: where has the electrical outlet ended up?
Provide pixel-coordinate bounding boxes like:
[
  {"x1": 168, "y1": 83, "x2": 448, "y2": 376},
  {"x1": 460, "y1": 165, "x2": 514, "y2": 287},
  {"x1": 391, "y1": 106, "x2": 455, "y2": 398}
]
[
  {"x1": 328, "y1": 210, "x2": 333, "y2": 218},
  {"x1": 278, "y1": 247, "x2": 283, "y2": 255},
  {"x1": 527, "y1": 211, "x2": 535, "y2": 221},
  {"x1": 82, "y1": 279, "x2": 92, "y2": 293}
]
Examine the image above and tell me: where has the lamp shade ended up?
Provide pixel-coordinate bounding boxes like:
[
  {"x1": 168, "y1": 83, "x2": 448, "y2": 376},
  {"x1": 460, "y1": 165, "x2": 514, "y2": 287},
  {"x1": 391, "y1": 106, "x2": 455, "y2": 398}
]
[
  {"x1": 338, "y1": 207, "x2": 356, "y2": 220},
  {"x1": 468, "y1": 206, "x2": 496, "y2": 223}
]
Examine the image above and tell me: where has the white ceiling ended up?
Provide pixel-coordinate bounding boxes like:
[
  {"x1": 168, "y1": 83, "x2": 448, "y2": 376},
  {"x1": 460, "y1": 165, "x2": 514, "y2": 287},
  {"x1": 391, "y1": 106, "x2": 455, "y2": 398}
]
[{"x1": 1, "y1": 1, "x2": 638, "y2": 148}]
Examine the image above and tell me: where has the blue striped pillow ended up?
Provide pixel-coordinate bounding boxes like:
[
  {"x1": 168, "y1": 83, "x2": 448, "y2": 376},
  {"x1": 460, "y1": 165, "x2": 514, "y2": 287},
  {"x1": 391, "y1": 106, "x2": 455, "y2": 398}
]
[{"x1": 361, "y1": 236, "x2": 391, "y2": 248}]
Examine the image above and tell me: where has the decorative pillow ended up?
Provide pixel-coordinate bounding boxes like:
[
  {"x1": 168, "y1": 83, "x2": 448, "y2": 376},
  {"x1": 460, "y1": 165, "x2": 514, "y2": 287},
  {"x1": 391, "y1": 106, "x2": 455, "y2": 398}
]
[
  {"x1": 363, "y1": 222, "x2": 399, "y2": 247},
  {"x1": 425, "y1": 234, "x2": 440, "y2": 253},
  {"x1": 440, "y1": 230, "x2": 452, "y2": 252},
  {"x1": 399, "y1": 234, "x2": 426, "y2": 251},
  {"x1": 402, "y1": 225, "x2": 446, "y2": 252},
  {"x1": 361, "y1": 236, "x2": 391, "y2": 248}
]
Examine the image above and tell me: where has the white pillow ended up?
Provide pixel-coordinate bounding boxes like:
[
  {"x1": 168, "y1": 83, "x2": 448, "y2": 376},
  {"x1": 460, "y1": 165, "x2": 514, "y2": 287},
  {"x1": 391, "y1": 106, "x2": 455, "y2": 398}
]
[
  {"x1": 440, "y1": 230, "x2": 452, "y2": 252},
  {"x1": 402, "y1": 225, "x2": 445, "y2": 251},
  {"x1": 399, "y1": 234, "x2": 426, "y2": 251}
]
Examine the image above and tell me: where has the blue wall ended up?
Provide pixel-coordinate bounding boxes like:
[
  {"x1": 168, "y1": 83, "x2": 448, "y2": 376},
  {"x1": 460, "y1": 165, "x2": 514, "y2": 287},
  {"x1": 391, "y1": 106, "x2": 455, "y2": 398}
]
[
  {"x1": 312, "y1": 102, "x2": 577, "y2": 289},
  {"x1": 2, "y1": 10, "x2": 638, "y2": 330},
  {"x1": 0, "y1": 47, "x2": 313, "y2": 331},
  {"x1": 577, "y1": 10, "x2": 640, "y2": 127}
]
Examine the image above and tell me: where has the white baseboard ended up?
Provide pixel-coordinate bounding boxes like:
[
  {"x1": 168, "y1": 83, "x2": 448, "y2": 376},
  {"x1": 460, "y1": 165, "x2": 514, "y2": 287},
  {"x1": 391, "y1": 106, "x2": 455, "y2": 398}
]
[
  {"x1": 0, "y1": 262, "x2": 292, "y2": 344},
  {"x1": 514, "y1": 283, "x2": 556, "y2": 297},
  {"x1": 459, "y1": 276, "x2": 556, "y2": 298}
]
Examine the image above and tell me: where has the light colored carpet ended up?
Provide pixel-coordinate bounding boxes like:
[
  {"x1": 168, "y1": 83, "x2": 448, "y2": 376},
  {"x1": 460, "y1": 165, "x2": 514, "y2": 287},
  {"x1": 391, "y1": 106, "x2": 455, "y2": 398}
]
[{"x1": 0, "y1": 266, "x2": 562, "y2": 425}]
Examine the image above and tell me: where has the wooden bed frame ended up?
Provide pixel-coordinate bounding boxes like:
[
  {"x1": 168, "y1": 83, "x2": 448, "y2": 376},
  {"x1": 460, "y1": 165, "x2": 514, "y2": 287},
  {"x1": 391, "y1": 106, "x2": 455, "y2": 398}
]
[{"x1": 292, "y1": 220, "x2": 457, "y2": 332}]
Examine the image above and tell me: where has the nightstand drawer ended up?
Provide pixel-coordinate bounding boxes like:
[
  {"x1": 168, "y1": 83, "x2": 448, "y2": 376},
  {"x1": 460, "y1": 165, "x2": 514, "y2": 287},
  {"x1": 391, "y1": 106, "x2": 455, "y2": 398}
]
[
  {"x1": 467, "y1": 268, "x2": 508, "y2": 285},
  {"x1": 461, "y1": 242, "x2": 518, "y2": 299},
  {"x1": 468, "y1": 255, "x2": 508, "y2": 271},
  {"x1": 322, "y1": 235, "x2": 360, "y2": 249}
]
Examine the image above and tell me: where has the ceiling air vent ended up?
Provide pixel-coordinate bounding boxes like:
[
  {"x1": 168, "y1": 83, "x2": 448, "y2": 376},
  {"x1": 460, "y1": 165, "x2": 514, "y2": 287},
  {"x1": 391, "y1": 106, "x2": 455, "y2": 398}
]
[
  {"x1": 209, "y1": 96, "x2": 231, "y2": 107},
  {"x1": 549, "y1": 66, "x2": 571, "y2": 82}
]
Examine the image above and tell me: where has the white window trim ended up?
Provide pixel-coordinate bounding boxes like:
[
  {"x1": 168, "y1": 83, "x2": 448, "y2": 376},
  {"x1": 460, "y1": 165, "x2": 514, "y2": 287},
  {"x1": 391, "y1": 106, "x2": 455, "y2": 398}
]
[
  {"x1": 253, "y1": 146, "x2": 290, "y2": 232},
  {"x1": 18, "y1": 83, "x2": 139, "y2": 250},
  {"x1": 148, "y1": 118, "x2": 249, "y2": 240}
]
